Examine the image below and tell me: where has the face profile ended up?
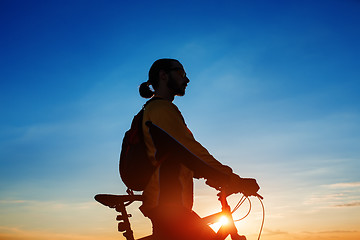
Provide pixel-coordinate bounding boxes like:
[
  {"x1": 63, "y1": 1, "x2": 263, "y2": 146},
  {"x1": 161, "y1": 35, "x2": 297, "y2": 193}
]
[{"x1": 166, "y1": 63, "x2": 189, "y2": 97}]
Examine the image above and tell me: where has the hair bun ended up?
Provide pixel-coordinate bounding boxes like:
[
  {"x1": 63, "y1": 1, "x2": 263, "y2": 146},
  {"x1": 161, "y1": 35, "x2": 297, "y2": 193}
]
[{"x1": 139, "y1": 82, "x2": 154, "y2": 98}]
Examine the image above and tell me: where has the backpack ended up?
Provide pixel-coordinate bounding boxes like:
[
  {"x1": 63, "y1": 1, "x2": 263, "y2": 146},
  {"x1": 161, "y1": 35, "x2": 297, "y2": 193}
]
[{"x1": 119, "y1": 99, "x2": 158, "y2": 191}]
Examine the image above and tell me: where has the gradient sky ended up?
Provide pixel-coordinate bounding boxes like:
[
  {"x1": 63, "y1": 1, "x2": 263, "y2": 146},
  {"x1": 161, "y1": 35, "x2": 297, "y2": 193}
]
[{"x1": 1, "y1": 0, "x2": 359, "y2": 240}]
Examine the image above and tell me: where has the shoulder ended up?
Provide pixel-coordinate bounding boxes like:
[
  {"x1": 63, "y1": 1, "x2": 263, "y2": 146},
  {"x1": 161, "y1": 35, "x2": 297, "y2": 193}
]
[
  {"x1": 143, "y1": 99, "x2": 185, "y2": 125},
  {"x1": 145, "y1": 99, "x2": 178, "y2": 112}
]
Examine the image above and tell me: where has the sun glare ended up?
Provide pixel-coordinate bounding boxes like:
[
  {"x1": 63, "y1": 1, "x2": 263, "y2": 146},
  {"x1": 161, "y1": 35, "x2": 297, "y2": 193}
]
[
  {"x1": 210, "y1": 214, "x2": 231, "y2": 232},
  {"x1": 219, "y1": 215, "x2": 229, "y2": 225}
]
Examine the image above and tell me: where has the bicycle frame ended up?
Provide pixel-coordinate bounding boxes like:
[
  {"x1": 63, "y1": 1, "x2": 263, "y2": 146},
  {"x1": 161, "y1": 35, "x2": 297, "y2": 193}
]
[
  {"x1": 202, "y1": 192, "x2": 246, "y2": 240},
  {"x1": 94, "y1": 191, "x2": 259, "y2": 240}
]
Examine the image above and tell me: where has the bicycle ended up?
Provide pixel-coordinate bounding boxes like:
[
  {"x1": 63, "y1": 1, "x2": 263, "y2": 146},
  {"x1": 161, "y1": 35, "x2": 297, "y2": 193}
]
[{"x1": 94, "y1": 190, "x2": 264, "y2": 240}]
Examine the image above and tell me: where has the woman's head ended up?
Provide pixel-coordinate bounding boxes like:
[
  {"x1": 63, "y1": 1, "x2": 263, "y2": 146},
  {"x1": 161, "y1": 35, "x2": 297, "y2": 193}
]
[{"x1": 139, "y1": 58, "x2": 180, "y2": 98}]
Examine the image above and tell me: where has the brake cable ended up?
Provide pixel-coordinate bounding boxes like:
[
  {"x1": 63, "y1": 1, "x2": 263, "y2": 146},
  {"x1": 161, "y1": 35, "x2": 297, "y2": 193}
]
[
  {"x1": 256, "y1": 196, "x2": 265, "y2": 240},
  {"x1": 230, "y1": 194, "x2": 265, "y2": 240}
]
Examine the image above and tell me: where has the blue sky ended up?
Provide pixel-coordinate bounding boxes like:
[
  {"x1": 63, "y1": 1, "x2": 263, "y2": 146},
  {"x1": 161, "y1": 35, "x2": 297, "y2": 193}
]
[{"x1": 1, "y1": 0, "x2": 360, "y2": 239}]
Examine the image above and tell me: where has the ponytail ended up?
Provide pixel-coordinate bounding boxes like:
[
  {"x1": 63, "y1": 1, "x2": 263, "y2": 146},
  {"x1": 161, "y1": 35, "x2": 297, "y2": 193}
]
[{"x1": 139, "y1": 81, "x2": 154, "y2": 98}]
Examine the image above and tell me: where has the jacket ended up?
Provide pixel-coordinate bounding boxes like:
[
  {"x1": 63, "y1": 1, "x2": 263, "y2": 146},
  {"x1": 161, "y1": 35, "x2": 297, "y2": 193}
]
[{"x1": 140, "y1": 99, "x2": 232, "y2": 215}]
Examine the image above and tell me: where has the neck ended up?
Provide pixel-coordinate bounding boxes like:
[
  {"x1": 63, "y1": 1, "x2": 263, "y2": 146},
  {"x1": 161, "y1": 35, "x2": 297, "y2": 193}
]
[
  {"x1": 154, "y1": 94, "x2": 174, "y2": 102},
  {"x1": 154, "y1": 91, "x2": 175, "y2": 102}
]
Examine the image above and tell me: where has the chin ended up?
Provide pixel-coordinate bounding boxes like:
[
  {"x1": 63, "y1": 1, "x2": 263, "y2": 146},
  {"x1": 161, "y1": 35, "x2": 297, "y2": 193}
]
[{"x1": 176, "y1": 91, "x2": 186, "y2": 97}]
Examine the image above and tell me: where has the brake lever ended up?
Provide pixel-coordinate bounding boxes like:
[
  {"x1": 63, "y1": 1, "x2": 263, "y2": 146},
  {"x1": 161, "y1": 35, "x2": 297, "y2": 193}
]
[{"x1": 254, "y1": 193, "x2": 264, "y2": 200}]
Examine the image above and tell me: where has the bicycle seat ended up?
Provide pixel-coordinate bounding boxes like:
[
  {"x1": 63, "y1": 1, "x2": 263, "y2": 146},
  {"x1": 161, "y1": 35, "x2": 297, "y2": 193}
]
[{"x1": 95, "y1": 194, "x2": 143, "y2": 208}]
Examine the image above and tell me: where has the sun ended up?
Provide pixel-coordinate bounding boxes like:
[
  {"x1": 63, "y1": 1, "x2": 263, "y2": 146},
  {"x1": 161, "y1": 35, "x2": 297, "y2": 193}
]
[
  {"x1": 219, "y1": 215, "x2": 230, "y2": 225},
  {"x1": 209, "y1": 214, "x2": 231, "y2": 232}
]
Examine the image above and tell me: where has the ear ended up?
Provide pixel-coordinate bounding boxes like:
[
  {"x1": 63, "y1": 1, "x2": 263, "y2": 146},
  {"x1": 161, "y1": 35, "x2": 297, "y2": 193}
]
[{"x1": 159, "y1": 70, "x2": 169, "y2": 83}]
